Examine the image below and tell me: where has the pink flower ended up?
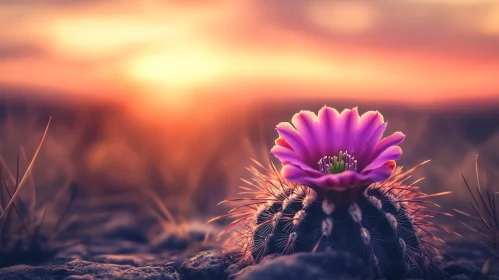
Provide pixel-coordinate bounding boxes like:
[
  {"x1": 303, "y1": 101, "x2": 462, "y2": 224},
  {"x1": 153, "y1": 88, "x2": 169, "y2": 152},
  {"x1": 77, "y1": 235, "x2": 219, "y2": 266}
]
[{"x1": 271, "y1": 106, "x2": 405, "y2": 194}]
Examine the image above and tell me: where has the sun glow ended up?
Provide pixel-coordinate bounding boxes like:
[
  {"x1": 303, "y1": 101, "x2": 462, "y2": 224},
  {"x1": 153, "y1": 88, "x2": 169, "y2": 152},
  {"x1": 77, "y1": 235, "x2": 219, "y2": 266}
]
[
  {"x1": 0, "y1": 0, "x2": 498, "y2": 114},
  {"x1": 127, "y1": 46, "x2": 228, "y2": 91}
]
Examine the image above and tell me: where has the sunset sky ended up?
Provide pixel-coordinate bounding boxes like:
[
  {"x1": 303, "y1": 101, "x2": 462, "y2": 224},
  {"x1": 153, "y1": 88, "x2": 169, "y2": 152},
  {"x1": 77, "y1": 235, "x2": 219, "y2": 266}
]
[
  {"x1": 1, "y1": 0, "x2": 498, "y2": 113},
  {"x1": 0, "y1": 0, "x2": 498, "y2": 216}
]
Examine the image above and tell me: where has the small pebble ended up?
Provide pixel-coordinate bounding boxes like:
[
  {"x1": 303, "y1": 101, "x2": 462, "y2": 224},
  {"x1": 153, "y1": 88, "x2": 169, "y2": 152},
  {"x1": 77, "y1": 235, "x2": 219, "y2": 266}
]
[
  {"x1": 442, "y1": 260, "x2": 481, "y2": 280},
  {"x1": 235, "y1": 251, "x2": 371, "y2": 280},
  {"x1": 181, "y1": 251, "x2": 229, "y2": 280}
]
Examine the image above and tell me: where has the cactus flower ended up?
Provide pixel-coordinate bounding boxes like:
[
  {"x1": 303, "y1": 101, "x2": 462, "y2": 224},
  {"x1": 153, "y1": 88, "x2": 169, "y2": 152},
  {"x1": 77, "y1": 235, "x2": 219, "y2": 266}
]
[{"x1": 271, "y1": 106, "x2": 405, "y2": 193}]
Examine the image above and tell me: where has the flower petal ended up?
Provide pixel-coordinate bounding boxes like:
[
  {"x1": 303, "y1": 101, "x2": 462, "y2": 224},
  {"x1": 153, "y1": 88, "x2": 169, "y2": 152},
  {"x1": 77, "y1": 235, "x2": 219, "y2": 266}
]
[
  {"x1": 317, "y1": 106, "x2": 341, "y2": 157},
  {"x1": 370, "y1": 132, "x2": 406, "y2": 161},
  {"x1": 362, "y1": 160, "x2": 396, "y2": 182},
  {"x1": 303, "y1": 171, "x2": 371, "y2": 191},
  {"x1": 275, "y1": 137, "x2": 293, "y2": 151},
  {"x1": 276, "y1": 122, "x2": 309, "y2": 159},
  {"x1": 353, "y1": 111, "x2": 384, "y2": 152},
  {"x1": 338, "y1": 107, "x2": 361, "y2": 153},
  {"x1": 270, "y1": 146, "x2": 320, "y2": 174},
  {"x1": 281, "y1": 164, "x2": 323, "y2": 183},
  {"x1": 362, "y1": 146, "x2": 402, "y2": 172},
  {"x1": 291, "y1": 110, "x2": 322, "y2": 163},
  {"x1": 356, "y1": 122, "x2": 387, "y2": 169}
]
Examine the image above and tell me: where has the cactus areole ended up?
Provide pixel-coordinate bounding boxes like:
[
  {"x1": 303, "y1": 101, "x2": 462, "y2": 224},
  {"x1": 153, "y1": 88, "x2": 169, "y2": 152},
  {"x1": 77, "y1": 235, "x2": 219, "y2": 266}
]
[{"x1": 214, "y1": 107, "x2": 447, "y2": 279}]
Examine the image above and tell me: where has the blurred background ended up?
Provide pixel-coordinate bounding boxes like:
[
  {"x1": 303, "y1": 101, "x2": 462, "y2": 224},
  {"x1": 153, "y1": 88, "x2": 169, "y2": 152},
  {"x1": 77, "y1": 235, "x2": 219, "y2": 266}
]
[{"x1": 0, "y1": 0, "x2": 498, "y2": 220}]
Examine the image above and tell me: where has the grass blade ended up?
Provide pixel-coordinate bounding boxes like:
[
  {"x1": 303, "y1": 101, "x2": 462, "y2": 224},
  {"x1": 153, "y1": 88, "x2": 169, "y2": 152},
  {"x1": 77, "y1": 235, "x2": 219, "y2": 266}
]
[{"x1": 0, "y1": 117, "x2": 51, "y2": 220}]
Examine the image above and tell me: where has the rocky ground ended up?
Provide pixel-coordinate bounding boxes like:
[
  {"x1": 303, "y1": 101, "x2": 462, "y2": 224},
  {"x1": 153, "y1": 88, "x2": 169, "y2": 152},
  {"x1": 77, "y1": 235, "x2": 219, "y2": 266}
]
[
  {"x1": 0, "y1": 216, "x2": 498, "y2": 280},
  {"x1": 0, "y1": 244, "x2": 498, "y2": 280}
]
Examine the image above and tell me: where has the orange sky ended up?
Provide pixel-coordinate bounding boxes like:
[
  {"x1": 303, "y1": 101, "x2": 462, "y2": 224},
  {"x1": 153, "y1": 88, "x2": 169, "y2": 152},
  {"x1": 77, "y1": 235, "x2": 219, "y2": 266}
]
[{"x1": 0, "y1": 0, "x2": 498, "y2": 114}]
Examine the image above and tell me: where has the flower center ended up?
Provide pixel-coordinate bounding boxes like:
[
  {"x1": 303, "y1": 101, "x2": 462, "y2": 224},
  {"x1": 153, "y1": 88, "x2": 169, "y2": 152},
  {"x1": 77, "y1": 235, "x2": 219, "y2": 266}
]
[{"x1": 318, "y1": 151, "x2": 357, "y2": 174}]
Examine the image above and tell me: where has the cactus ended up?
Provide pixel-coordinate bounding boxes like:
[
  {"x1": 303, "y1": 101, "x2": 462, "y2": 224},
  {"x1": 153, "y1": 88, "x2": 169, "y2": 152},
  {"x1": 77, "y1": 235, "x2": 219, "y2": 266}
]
[
  {"x1": 215, "y1": 161, "x2": 453, "y2": 279},
  {"x1": 211, "y1": 107, "x2": 454, "y2": 279}
]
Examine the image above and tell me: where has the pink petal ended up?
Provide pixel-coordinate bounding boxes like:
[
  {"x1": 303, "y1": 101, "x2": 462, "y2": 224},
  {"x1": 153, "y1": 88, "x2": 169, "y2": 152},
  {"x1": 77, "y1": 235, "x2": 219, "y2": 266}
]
[
  {"x1": 275, "y1": 137, "x2": 293, "y2": 151},
  {"x1": 317, "y1": 106, "x2": 341, "y2": 157},
  {"x1": 291, "y1": 110, "x2": 322, "y2": 164},
  {"x1": 353, "y1": 111, "x2": 384, "y2": 154},
  {"x1": 361, "y1": 161, "x2": 395, "y2": 182},
  {"x1": 270, "y1": 145, "x2": 299, "y2": 164},
  {"x1": 370, "y1": 132, "x2": 406, "y2": 161},
  {"x1": 338, "y1": 107, "x2": 361, "y2": 153},
  {"x1": 356, "y1": 122, "x2": 387, "y2": 169},
  {"x1": 276, "y1": 122, "x2": 309, "y2": 159},
  {"x1": 362, "y1": 146, "x2": 402, "y2": 172},
  {"x1": 281, "y1": 164, "x2": 322, "y2": 182},
  {"x1": 304, "y1": 171, "x2": 370, "y2": 191},
  {"x1": 270, "y1": 146, "x2": 320, "y2": 174}
]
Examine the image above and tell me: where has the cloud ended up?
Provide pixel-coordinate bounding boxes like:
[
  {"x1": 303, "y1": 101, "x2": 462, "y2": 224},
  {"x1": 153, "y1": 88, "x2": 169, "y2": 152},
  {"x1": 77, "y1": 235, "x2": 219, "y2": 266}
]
[
  {"x1": 243, "y1": 0, "x2": 499, "y2": 59},
  {"x1": 0, "y1": 0, "x2": 498, "y2": 110},
  {"x1": 0, "y1": 43, "x2": 45, "y2": 60}
]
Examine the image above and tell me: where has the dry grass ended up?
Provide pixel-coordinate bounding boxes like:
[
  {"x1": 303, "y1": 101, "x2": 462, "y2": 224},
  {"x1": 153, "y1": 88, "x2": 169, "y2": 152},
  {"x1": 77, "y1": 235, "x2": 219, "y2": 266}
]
[
  {"x1": 454, "y1": 155, "x2": 499, "y2": 274},
  {"x1": 0, "y1": 118, "x2": 77, "y2": 267}
]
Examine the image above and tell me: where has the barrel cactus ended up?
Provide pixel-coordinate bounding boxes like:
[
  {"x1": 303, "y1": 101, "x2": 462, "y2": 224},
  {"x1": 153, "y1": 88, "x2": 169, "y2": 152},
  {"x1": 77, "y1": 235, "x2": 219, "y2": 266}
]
[{"x1": 212, "y1": 107, "x2": 452, "y2": 279}]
